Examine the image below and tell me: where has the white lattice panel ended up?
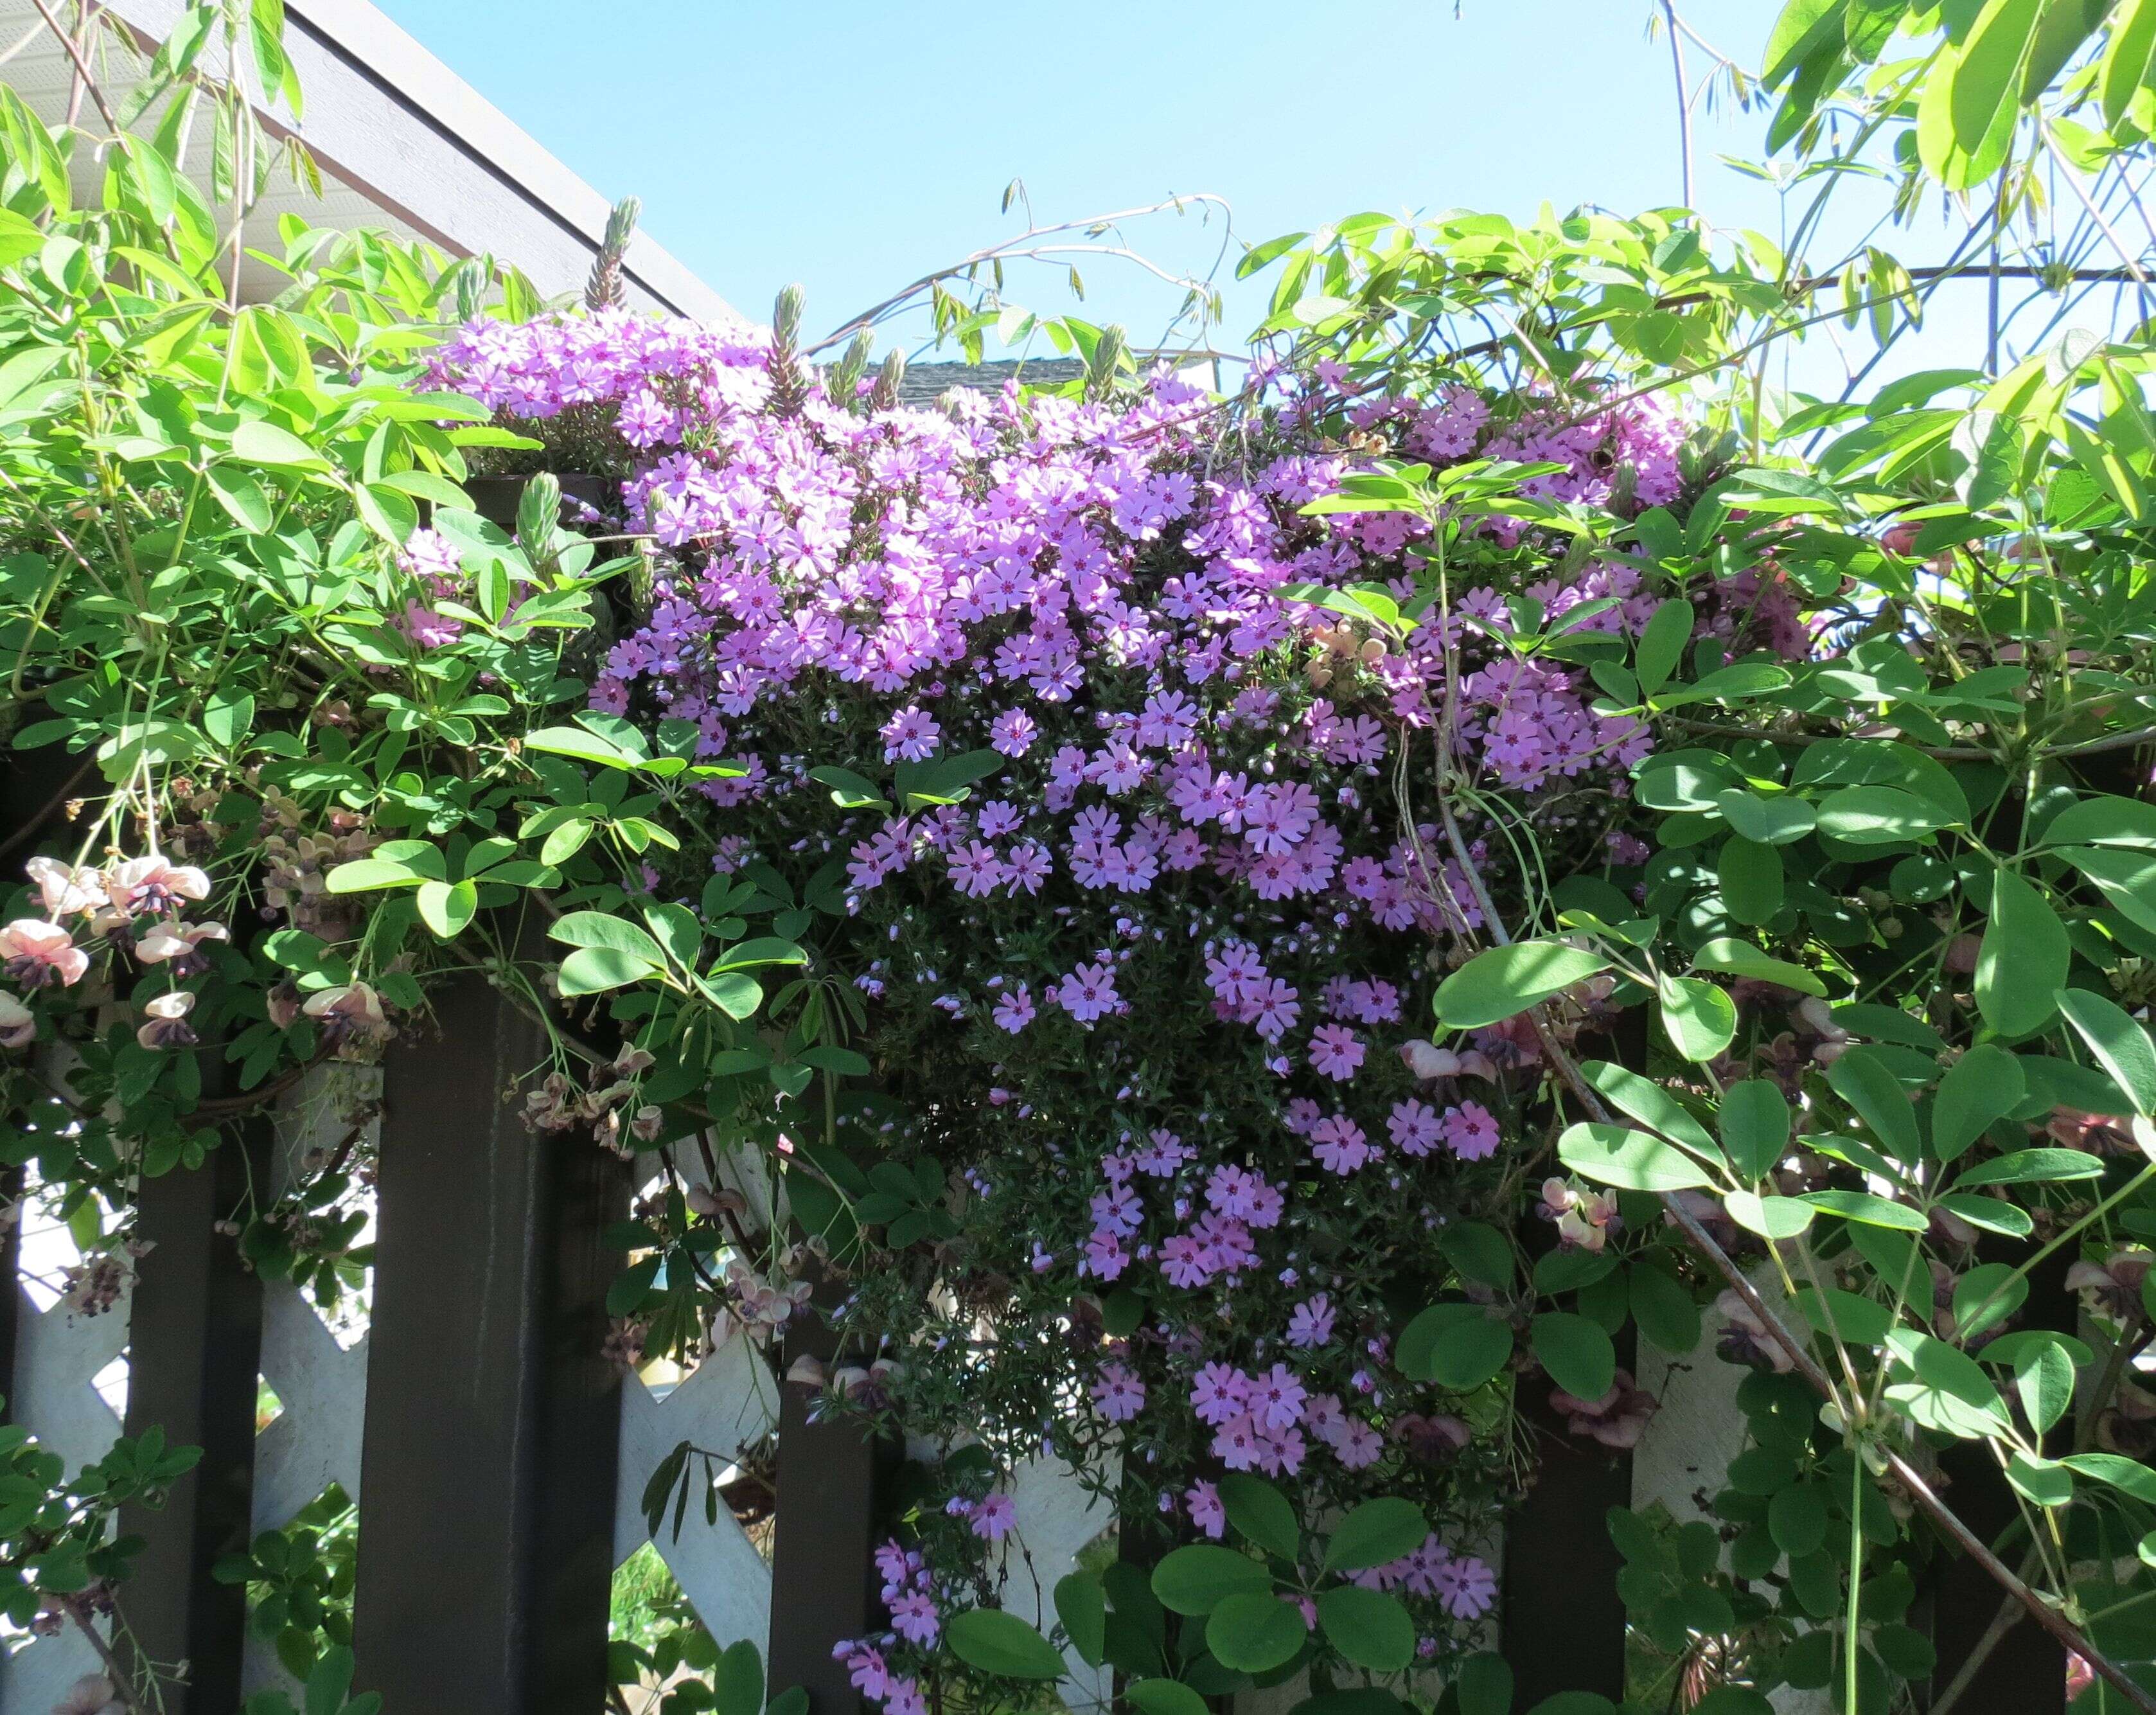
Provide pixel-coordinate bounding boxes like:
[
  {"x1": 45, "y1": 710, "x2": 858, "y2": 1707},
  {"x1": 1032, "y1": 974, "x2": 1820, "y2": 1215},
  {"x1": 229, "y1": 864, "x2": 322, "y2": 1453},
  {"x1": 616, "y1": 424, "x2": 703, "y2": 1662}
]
[
  {"x1": 240, "y1": 1071, "x2": 378, "y2": 1701},
  {"x1": 998, "y1": 1453, "x2": 1115, "y2": 1711},
  {"x1": 0, "y1": 1274, "x2": 129, "y2": 1712},
  {"x1": 614, "y1": 1329, "x2": 780, "y2": 1647}
]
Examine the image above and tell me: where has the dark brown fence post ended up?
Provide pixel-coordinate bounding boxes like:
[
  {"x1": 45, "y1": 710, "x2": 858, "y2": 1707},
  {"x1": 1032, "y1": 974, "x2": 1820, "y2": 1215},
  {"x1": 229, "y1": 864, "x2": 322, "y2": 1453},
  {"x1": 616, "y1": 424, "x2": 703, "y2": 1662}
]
[
  {"x1": 767, "y1": 1268, "x2": 896, "y2": 1714},
  {"x1": 1500, "y1": 1011, "x2": 1644, "y2": 1705},
  {"x1": 118, "y1": 1114, "x2": 271, "y2": 1712},
  {"x1": 1500, "y1": 1261, "x2": 1636, "y2": 1705},
  {"x1": 1925, "y1": 1244, "x2": 2072, "y2": 1712},
  {"x1": 351, "y1": 967, "x2": 623, "y2": 1714}
]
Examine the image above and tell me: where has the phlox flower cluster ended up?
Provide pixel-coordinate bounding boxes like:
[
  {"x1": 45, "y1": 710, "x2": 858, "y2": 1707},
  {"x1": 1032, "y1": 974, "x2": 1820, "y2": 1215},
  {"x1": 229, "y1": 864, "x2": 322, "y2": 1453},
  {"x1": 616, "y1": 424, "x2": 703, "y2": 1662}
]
[{"x1": 421, "y1": 310, "x2": 1751, "y2": 1682}]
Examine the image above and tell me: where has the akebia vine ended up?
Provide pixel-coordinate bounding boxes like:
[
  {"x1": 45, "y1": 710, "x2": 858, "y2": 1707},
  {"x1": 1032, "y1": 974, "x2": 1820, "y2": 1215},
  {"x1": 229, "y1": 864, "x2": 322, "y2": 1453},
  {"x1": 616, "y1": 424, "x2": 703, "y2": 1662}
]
[{"x1": 7, "y1": 4, "x2": 2156, "y2": 1714}]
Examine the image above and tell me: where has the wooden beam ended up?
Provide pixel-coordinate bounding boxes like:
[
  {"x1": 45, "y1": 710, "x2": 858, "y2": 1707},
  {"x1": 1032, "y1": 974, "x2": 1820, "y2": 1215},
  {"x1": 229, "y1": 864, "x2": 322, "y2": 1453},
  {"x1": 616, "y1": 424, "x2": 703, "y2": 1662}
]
[
  {"x1": 350, "y1": 966, "x2": 623, "y2": 1714},
  {"x1": 766, "y1": 1268, "x2": 895, "y2": 1715},
  {"x1": 118, "y1": 1116, "x2": 270, "y2": 1713}
]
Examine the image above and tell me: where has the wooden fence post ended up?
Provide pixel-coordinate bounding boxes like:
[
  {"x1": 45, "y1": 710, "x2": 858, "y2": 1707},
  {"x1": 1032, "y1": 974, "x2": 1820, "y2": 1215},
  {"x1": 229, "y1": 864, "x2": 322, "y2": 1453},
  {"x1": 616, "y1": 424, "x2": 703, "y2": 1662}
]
[
  {"x1": 118, "y1": 1117, "x2": 271, "y2": 1712},
  {"x1": 1925, "y1": 1244, "x2": 2073, "y2": 1712},
  {"x1": 1499, "y1": 1013, "x2": 1645, "y2": 1706},
  {"x1": 350, "y1": 967, "x2": 624, "y2": 1714},
  {"x1": 766, "y1": 1268, "x2": 895, "y2": 1715},
  {"x1": 1499, "y1": 1266, "x2": 1636, "y2": 1706}
]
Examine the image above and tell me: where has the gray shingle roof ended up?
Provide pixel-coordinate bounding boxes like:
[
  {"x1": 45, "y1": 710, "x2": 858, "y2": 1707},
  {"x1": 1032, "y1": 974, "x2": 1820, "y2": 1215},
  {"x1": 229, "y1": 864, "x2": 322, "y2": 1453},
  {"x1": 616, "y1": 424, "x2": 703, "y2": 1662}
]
[{"x1": 890, "y1": 359, "x2": 1087, "y2": 406}]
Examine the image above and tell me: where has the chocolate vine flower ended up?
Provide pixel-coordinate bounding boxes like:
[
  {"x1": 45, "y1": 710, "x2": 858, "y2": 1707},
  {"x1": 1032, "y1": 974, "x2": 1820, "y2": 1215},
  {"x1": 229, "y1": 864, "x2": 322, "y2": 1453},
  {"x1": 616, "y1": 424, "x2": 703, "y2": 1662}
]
[
  {"x1": 2065, "y1": 1248, "x2": 2152, "y2": 1323},
  {"x1": 1549, "y1": 1369, "x2": 1659, "y2": 1450},
  {"x1": 0, "y1": 918, "x2": 87, "y2": 988}
]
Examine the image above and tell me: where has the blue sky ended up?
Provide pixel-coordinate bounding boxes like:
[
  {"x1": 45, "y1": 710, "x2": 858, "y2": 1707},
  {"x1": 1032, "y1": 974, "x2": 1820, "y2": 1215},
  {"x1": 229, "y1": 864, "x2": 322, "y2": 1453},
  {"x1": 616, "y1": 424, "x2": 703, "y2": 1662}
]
[
  {"x1": 376, "y1": 2, "x2": 1797, "y2": 346},
  {"x1": 372, "y1": 1, "x2": 2130, "y2": 389}
]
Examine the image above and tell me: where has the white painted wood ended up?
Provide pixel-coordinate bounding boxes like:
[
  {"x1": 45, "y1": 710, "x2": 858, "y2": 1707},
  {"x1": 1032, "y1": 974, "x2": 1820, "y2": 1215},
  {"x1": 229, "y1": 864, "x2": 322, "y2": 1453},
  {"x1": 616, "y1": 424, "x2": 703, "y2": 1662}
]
[
  {"x1": 0, "y1": 0, "x2": 733, "y2": 319},
  {"x1": 614, "y1": 1331, "x2": 780, "y2": 1648},
  {"x1": 1632, "y1": 1280, "x2": 1833, "y2": 1715},
  {"x1": 996, "y1": 1454, "x2": 1115, "y2": 1712},
  {"x1": 251, "y1": 1288, "x2": 367, "y2": 1533},
  {"x1": 0, "y1": 1286, "x2": 128, "y2": 1714}
]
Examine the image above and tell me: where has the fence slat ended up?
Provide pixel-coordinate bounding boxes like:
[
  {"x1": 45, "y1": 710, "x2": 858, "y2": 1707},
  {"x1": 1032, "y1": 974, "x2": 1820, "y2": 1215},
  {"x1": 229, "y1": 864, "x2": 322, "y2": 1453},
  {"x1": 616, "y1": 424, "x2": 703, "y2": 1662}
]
[
  {"x1": 351, "y1": 970, "x2": 623, "y2": 1714},
  {"x1": 767, "y1": 1268, "x2": 896, "y2": 1715},
  {"x1": 118, "y1": 1116, "x2": 271, "y2": 1713}
]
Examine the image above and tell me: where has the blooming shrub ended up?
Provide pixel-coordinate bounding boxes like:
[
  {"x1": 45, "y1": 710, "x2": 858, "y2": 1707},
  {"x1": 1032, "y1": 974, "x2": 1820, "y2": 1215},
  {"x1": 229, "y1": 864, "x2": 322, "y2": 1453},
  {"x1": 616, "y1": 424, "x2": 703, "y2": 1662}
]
[
  {"x1": 12, "y1": 10, "x2": 2156, "y2": 1712},
  {"x1": 421, "y1": 309, "x2": 1767, "y2": 1693}
]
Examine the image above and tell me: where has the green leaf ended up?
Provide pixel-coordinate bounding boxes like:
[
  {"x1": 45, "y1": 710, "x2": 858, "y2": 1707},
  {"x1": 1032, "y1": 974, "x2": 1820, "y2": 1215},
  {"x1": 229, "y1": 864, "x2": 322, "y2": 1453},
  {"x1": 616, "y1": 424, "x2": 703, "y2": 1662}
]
[
  {"x1": 1951, "y1": 0, "x2": 2045, "y2": 153},
  {"x1": 1404, "y1": 1304, "x2": 1514, "y2": 1391},
  {"x1": 1720, "y1": 1079, "x2": 1792, "y2": 1179},
  {"x1": 203, "y1": 692, "x2": 256, "y2": 749},
  {"x1": 305, "y1": 1646, "x2": 357, "y2": 1715},
  {"x1": 1205, "y1": 1593, "x2": 1305, "y2": 1673},
  {"x1": 558, "y1": 946, "x2": 660, "y2": 996},
  {"x1": 2006, "y1": 1452, "x2": 2074, "y2": 1509},
  {"x1": 231, "y1": 419, "x2": 330, "y2": 470},
  {"x1": 1715, "y1": 788, "x2": 1817, "y2": 845},
  {"x1": 524, "y1": 725, "x2": 641, "y2": 770},
  {"x1": 1802, "y1": 1189, "x2": 1928, "y2": 1230},
  {"x1": 1953, "y1": 1148, "x2": 2107, "y2": 1186},
  {"x1": 414, "y1": 878, "x2": 476, "y2": 939},
  {"x1": 703, "y1": 972, "x2": 763, "y2": 1021},
  {"x1": 1634, "y1": 598, "x2": 1695, "y2": 695},
  {"x1": 1658, "y1": 974, "x2": 1736, "y2": 1062},
  {"x1": 2063, "y1": 846, "x2": 2156, "y2": 937},
  {"x1": 1125, "y1": 1681, "x2": 1208, "y2": 1715},
  {"x1": 712, "y1": 937, "x2": 809, "y2": 972},
  {"x1": 551, "y1": 911, "x2": 666, "y2": 965},
  {"x1": 1315, "y1": 1587, "x2": 1414, "y2": 1673},
  {"x1": 1815, "y1": 784, "x2": 1955, "y2": 844},
  {"x1": 1323, "y1": 1497, "x2": 1428, "y2": 1573},
  {"x1": 540, "y1": 819, "x2": 593, "y2": 866},
  {"x1": 1434, "y1": 943, "x2": 1609, "y2": 1029},
  {"x1": 1437, "y1": 1220, "x2": 1515, "y2": 1289},
  {"x1": 1559, "y1": 1123, "x2": 1717, "y2": 1192},
  {"x1": 1826, "y1": 1045, "x2": 1925, "y2": 1163},
  {"x1": 711, "y1": 1639, "x2": 764, "y2": 1715},
  {"x1": 1725, "y1": 1191, "x2": 1816, "y2": 1240},
  {"x1": 2043, "y1": 793, "x2": 2156, "y2": 851},
  {"x1": 2056, "y1": 987, "x2": 2156, "y2": 1116},
  {"x1": 1769, "y1": 1482, "x2": 1829, "y2": 1556},
  {"x1": 2015, "y1": 1340, "x2": 2076, "y2": 1435},
  {"x1": 1455, "y1": 1652, "x2": 1514, "y2": 1715},
  {"x1": 1151, "y1": 1545, "x2": 1271, "y2": 1615},
  {"x1": 1717, "y1": 835, "x2": 1785, "y2": 927},
  {"x1": 1764, "y1": 0, "x2": 1854, "y2": 87},
  {"x1": 945, "y1": 1609, "x2": 1068, "y2": 1680},
  {"x1": 1932, "y1": 1043, "x2": 2026, "y2": 1163},
  {"x1": 206, "y1": 465, "x2": 273, "y2": 533},
  {"x1": 1792, "y1": 1285, "x2": 1895, "y2": 1346},
  {"x1": 1690, "y1": 936, "x2": 1825, "y2": 997},
  {"x1": 1884, "y1": 1329, "x2": 2011, "y2": 1437},
  {"x1": 2061, "y1": 1452, "x2": 2156, "y2": 1504},
  {"x1": 2102, "y1": 0, "x2": 2156, "y2": 125},
  {"x1": 1580, "y1": 1060, "x2": 1722, "y2": 1162},
  {"x1": 1532, "y1": 1311, "x2": 1616, "y2": 1400},
  {"x1": 1054, "y1": 1573, "x2": 1106, "y2": 1668},
  {"x1": 1629, "y1": 1260, "x2": 1702, "y2": 1353},
  {"x1": 1975, "y1": 869, "x2": 2068, "y2": 1037},
  {"x1": 1217, "y1": 1475, "x2": 1300, "y2": 1559},
  {"x1": 642, "y1": 903, "x2": 703, "y2": 970}
]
